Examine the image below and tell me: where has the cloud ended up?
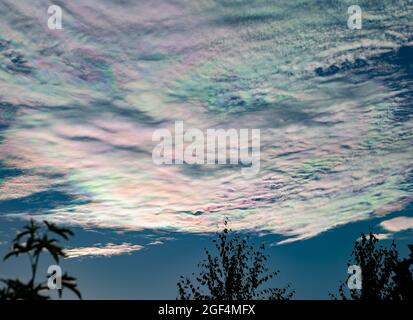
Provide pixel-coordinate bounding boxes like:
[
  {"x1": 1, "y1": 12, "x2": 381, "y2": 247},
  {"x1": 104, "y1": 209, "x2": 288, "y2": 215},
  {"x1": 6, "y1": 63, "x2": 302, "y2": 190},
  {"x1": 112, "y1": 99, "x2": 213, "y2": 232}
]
[
  {"x1": 356, "y1": 233, "x2": 392, "y2": 241},
  {"x1": 0, "y1": 0, "x2": 412, "y2": 245},
  {"x1": 372, "y1": 233, "x2": 392, "y2": 240},
  {"x1": 148, "y1": 240, "x2": 163, "y2": 245},
  {"x1": 64, "y1": 243, "x2": 144, "y2": 259},
  {"x1": 380, "y1": 217, "x2": 413, "y2": 233}
]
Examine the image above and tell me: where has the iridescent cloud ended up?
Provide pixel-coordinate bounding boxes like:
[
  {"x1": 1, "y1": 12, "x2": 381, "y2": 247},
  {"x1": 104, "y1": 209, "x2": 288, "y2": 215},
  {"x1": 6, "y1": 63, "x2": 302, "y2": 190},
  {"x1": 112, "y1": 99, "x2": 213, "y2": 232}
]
[{"x1": 0, "y1": 0, "x2": 412, "y2": 244}]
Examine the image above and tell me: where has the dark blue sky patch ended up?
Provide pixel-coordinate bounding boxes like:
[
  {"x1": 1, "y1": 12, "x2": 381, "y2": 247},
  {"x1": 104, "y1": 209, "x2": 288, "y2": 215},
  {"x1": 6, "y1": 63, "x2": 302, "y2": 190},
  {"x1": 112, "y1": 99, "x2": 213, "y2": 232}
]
[
  {"x1": 0, "y1": 160, "x2": 24, "y2": 182},
  {"x1": 0, "y1": 190, "x2": 81, "y2": 215},
  {"x1": 0, "y1": 102, "x2": 19, "y2": 133}
]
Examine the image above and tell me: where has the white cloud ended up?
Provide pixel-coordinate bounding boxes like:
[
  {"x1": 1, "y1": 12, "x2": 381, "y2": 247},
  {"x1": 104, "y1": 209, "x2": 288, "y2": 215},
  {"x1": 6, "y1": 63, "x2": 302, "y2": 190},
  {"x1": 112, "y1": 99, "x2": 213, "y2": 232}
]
[
  {"x1": 65, "y1": 243, "x2": 143, "y2": 259},
  {"x1": 380, "y1": 216, "x2": 413, "y2": 233},
  {"x1": 372, "y1": 233, "x2": 392, "y2": 240},
  {"x1": 148, "y1": 240, "x2": 163, "y2": 245},
  {"x1": 360, "y1": 233, "x2": 392, "y2": 241}
]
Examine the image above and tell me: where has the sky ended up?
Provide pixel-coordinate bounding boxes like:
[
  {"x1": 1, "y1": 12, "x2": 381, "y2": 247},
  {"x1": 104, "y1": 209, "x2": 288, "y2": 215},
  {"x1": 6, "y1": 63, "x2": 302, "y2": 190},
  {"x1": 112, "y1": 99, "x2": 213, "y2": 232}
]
[{"x1": 0, "y1": 0, "x2": 412, "y2": 299}]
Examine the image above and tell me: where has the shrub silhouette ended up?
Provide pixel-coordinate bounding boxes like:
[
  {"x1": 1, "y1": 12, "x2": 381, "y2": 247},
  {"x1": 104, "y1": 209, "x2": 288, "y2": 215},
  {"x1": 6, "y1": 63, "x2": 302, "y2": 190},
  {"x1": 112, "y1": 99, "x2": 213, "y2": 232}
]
[
  {"x1": 387, "y1": 244, "x2": 413, "y2": 300},
  {"x1": 0, "y1": 220, "x2": 81, "y2": 300},
  {"x1": 333, "y1": 232, "x2": 413, "y2": 300},
  {"x1": 177, "y1": 219, "x2": 294, "y2": 300}
]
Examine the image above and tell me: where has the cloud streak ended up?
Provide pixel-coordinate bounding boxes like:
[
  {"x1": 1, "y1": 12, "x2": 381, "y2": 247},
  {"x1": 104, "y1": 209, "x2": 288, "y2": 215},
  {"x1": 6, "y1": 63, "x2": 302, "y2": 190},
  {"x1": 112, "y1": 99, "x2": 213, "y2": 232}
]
[{"x1": 64, "y1": 243, "x2": 144, "y2": 259}]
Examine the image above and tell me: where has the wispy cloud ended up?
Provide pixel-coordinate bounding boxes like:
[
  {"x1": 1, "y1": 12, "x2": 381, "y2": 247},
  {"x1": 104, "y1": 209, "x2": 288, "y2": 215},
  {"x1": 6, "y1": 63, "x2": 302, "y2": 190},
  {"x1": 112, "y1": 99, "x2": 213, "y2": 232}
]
[
  {"x1": 356, "y1": 233, "x2": 392, "y2": 241},
  {"x1": 372, "y1": 233, "x2": 392, "y2": 240},
  {"x1": 148, "y1": 241, "x2": 164, "y2": 246},
  {"x1": 65, "y1": 243, "x2": 144, "y2": 259}
]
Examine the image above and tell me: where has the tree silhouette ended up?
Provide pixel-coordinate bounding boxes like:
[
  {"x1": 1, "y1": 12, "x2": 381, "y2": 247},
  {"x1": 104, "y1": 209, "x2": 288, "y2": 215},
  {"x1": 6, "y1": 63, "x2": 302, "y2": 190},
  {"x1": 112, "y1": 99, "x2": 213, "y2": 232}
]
[
  {"x1": 177, "y1": 219, "x2": 294, "y2": 300},
  {"x1": 387, "y1": 244, "x2": 413, "y2": 300},
  {"x1": 333, "y1": 232, "x2": 413, "y2": 300},
  {"x1": 0, "y1": 220, "x2": 81, "y2": 300}
]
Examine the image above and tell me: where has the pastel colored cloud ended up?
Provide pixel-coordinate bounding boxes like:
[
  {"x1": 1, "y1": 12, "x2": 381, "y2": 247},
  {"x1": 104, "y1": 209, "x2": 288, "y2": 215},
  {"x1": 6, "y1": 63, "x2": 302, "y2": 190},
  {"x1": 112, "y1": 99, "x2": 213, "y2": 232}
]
[
  {"x1": 0, "y1": 0, "x2": 412, "y2": 244},
  {"x1": 64, "y1": 243, "x2": 144, "y2": 259},
  {"x1": 380, "y1": 217, "x2": 413, "y2": 233}
]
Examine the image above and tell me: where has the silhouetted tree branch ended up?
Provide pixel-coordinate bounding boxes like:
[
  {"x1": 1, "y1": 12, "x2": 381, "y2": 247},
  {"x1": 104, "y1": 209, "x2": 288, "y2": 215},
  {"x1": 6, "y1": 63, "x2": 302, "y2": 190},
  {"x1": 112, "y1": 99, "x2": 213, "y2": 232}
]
[
  {"x1": 332, "y1": 232, "x2": 413, "y2": 300},
  {"x1": 0, "y1": 220, "x2": 81, "y2": 300},
  {"x1": 177, "y1": 219, "x2": 294, "y2": 300}
]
